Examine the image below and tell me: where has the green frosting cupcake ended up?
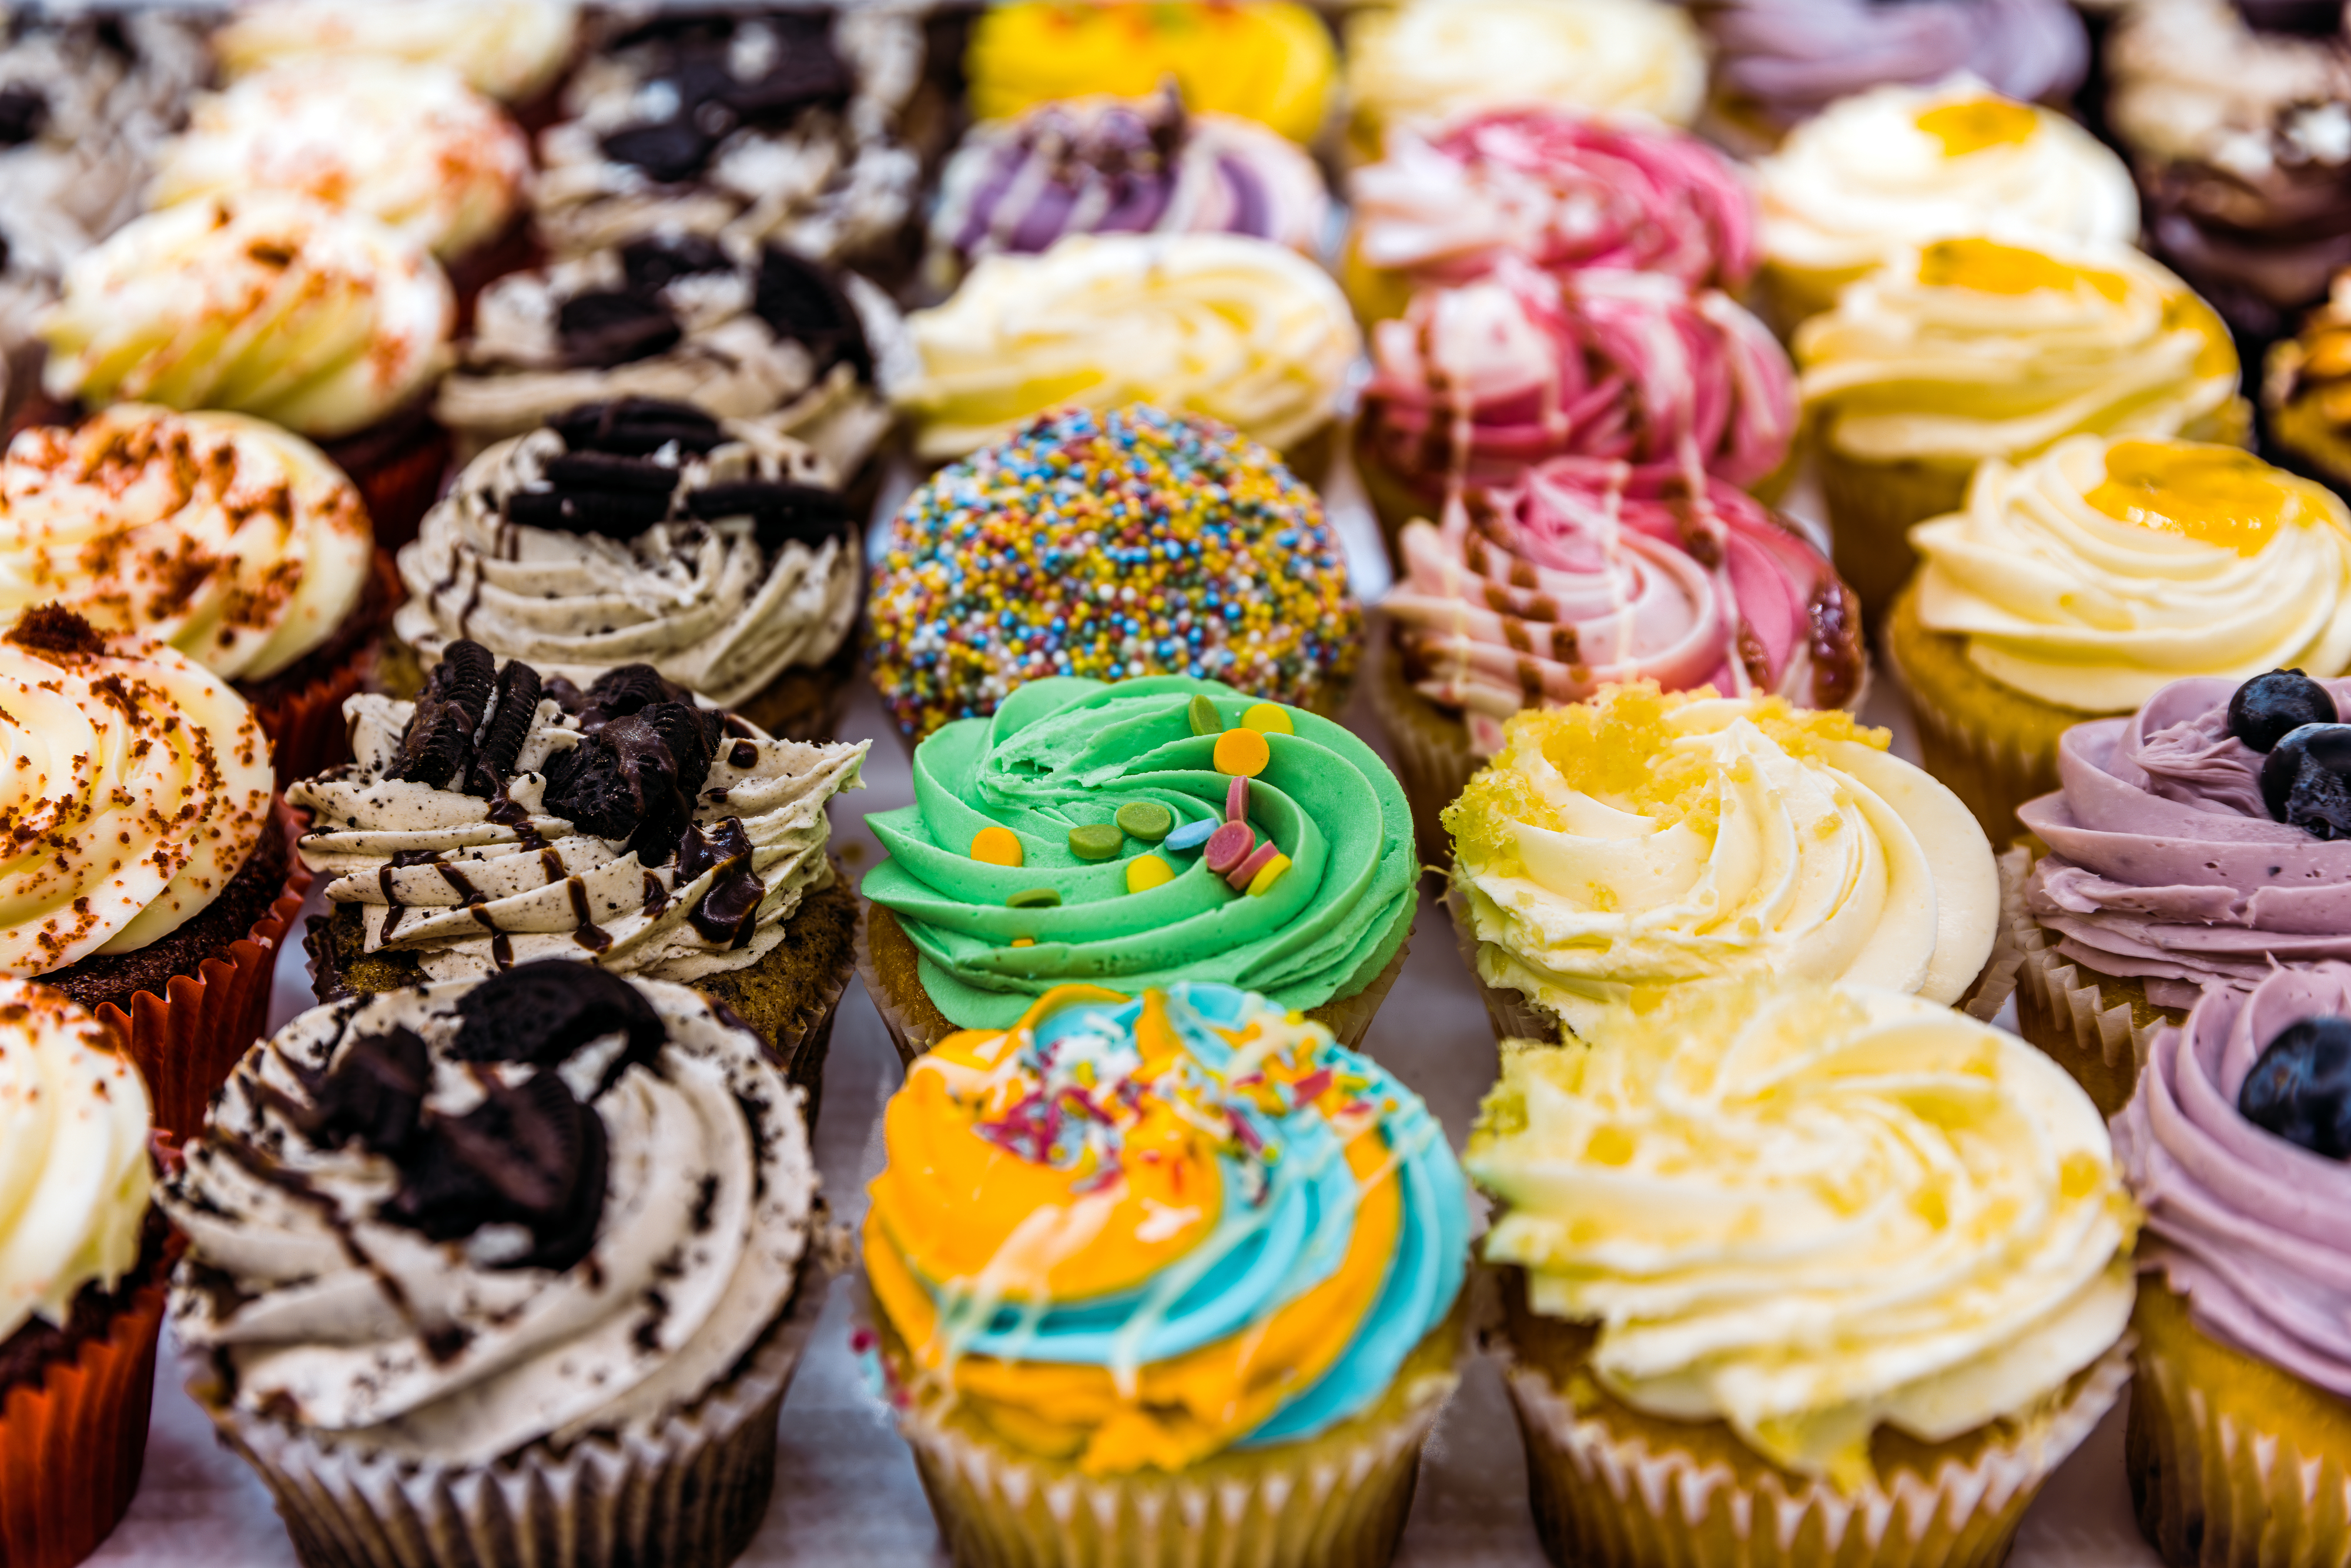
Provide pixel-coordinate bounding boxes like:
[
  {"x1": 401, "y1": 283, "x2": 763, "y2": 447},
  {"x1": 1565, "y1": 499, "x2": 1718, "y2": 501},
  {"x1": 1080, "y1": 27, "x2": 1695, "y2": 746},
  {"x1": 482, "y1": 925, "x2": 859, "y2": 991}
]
[{"x1": 861, "y1": 675, "x2": 1417, "y2": 1028}]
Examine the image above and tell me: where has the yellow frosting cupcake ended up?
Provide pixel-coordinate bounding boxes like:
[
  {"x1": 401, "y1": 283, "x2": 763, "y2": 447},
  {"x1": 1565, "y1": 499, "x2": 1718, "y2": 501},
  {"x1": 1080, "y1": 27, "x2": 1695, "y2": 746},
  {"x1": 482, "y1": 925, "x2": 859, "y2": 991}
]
[
  {"x1": 1799, "y1": 236, "x2": 2246, "y2": 617},
  {"x1": 969, "y1": 2, "x2": 1337, "y2": 145},
  {"x1": 1892, "y1": 435, "x2": 2351, "y2": 837}
]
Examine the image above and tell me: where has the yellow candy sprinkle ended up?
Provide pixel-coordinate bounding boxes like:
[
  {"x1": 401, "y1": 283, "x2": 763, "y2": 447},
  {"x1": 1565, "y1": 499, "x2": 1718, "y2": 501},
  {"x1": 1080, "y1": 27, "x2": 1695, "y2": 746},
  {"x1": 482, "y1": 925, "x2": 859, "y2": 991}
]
[
  {"x1": 1241, "y1": 702, "x2": 1294, "y2": 735},
  {"x1": 1011, "y1": 936, "x2": 1036, "y2": 947},
  {"x1": 1214, "y1": 726, "x2": 1271, "y2": 777},
  {"x1": 1126, "y1": 855, "x2": 1176, "y2": 894},
  {"x1": 970, "y1": 825, "x2": 1023, "y2": 866},
  {"x1": 1245, "y1": 852, "x2": 1292, "y2": 897}
]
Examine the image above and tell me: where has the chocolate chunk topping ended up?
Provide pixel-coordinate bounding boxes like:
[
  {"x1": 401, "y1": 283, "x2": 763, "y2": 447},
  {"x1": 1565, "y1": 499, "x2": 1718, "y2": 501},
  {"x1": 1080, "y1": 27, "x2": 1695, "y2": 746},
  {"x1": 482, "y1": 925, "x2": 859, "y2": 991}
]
[
  {"x1": 557, "y1": 289, "x2": 684, "y2": 367},
  {"x1": 584, "y1": 663, "x2": 681, "y2": 721},
  {"x1": 451, "y1": 960, "x2": 665, "y2": 1091},
  {"x1": 679, "y1": 816, "x2": 763, "y2": 946},
  {"x1": 541, "y1": 705, "x2": 706, "y2": 857},
  {"x1": 597, "y1": 119, "x2": 717, "y2": 185},
  {"x1": 619, "y1": 233, "x2": 732, "y2": 295},
  {"x1": 5, "y1": 602, "x2": 105, "y2": 658},
  {"x1": 647, "y1": 700, "x2": 721, "y2": 804},
  {"x1": 684, "y1": 478, "x2": 853, "y2": 551},
  {"x1": 552, "y1": 397, "x2": 726, "y2": 457},
  {"x1": 752, "y1": 246, "x2": 872, "y2": 383},
  {"x1": 465, "y1": 659, "x2": 544, "y2": 795},
  {"x1": 387, "y1": 1071, "x2": 608, "y2": 1273},
  {"x1": 0, "y1": 84, "x2": 46, "y2": 148}
]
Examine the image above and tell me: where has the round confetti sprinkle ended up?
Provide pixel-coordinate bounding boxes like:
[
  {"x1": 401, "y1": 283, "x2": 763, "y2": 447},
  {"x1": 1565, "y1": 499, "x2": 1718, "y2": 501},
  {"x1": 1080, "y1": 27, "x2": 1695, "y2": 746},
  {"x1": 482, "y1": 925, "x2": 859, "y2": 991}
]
[
  {"x1": 1164, "y1": 818, "x2": 1215, "y2": 852},
  {"x1": 1126, "y1": 855, "x2": 1176, "y2": 893},
  {"x1": 1069, "y1": 823, "x2": 1124, "y2": 860},
  {"x1": 1224, "y1": 775, "x2": 1250, "y2": 823},
  {"x1": 1116, "y1": 802, "x2": 1173, "y2": 841},
  {"x1": 970, "y1": 825, "x2": 1023, "y2": 866},
  {"x1": 1188, "y1": 693, "x2": 1221, "y2": 736},
  {"x1": 1246, "y1": 852, "x2": 1293, "y2": 897},
  {"x1": 1243, "y1": 702, "x2": 1294, "y2": 735},
  {"x1": 866, "y1": 405, "x2": 1361, "y2": 742},
  {"x1": 1228, "y1": 839, "x2": 1282, "y2": 891},
  {"x1": 1214, "y1": 727, "x2": 1270, "y2": 777},
  {"x1": 1010, "y1": 936, "x2": 1036, "y2": 947},
  {"x1": 1007, "y1": 887, "x2": 1062, "y2": 908},
  {"x1": 1204, "y1": 820, "x2": 1254, "y2": 875}
]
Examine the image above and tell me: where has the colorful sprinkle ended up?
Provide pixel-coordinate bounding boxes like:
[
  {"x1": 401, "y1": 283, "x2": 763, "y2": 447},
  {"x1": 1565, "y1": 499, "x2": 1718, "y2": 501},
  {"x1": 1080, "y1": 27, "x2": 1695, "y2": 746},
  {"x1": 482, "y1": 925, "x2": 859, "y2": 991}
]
[
  {"x1": 1116, "y1": 801, "x2": 1173, "y2": 841},
  {"x1": 1164, "y1": 818, "x2": 1215, "y2": 852},
  {"x1": 1243, "y1": 702, "x2": 1294, "y2": 735},
  {"x1": 1126, "y1": 855, "x2": 1176, "y2": 893},
  {"x1": 865, "y1": 406, "x2": 1362, "y2": 742},
  {"x1": 970, "y1": 825, "x2": 1023, "y2": 867},
  {"x1": 1069, "y1": 823, "x2": 1124, "y2": 860},
  {"x1": 1224, "y1": 775, "x2": 1250, "y2": 823},
  {"x1": 1246, "y1": 852, "x2": 1292, "y2": 897},
  {"x1": 1008, "y1": 887, "x2": 1062, "y2": 908},
  {"x1": 1188, "y1": 693, "x2": 1221, "y2": 736},
  {"x1": 1203, "y1": 820, "x2": 1255, "y2": 875},
  {"x1": 1011, "y1": 936, "x2": 1036, "y2": 947},
  {"x1": 1214, "y1": 726, "x2": 1270, "y2": 778},
  {"x1": 1228, "y1": 840, "x2": 1282, "y2": 891}
]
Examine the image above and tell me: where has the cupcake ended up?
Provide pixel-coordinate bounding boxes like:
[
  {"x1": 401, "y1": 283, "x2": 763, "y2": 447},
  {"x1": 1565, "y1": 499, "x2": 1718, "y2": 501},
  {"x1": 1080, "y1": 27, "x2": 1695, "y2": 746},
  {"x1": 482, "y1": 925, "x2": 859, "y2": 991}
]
[
  {"x1": 0, "y1": 404, "x2": 391, "y2": 783},
  {"x1": 2114, "y1": 964, "x2": 2351, "y2": 1568},
  {"x1": 895, "y1": 233, "x2": 1358, "y2": 476},
  {"x1": 1355, "y1": 259, "x2": 1796, "y2": 548},
  {"x1": 433, "y1": 232, "x2": 897, "y2": 483},
  {"x1": 867, "y1": 405, "x2": 1359, "y2": 745},
  {"x1": 2106, "y1": 0, "x2": 2351, "y2": 341},
  {"x1": 1375, "y1": 460, "x2": 1864, "y2": 861},
  {"x1": 1890, "y1": 435, "x2": 2351, "y2": 840},
  {"x1": 1344, "y1": 107, "x2": 1757, "y2": 325},
  {"x1": 1691, "y1": 0, "x2": 2090, "y2": 152},
  {"x1": 211, "y1": 0, "x2": 580, "y2": 112},
  {"x1": 533, "y1": 9, "x2": 924, "y2": 276},
  {"x1": 967, "y1": 1, "x2": 1338, "y2": 145},
  {"x1": 0, "y1": 980, "x2": 171, "y2": 1568},
  {"x1": 1471, "y1": 977, "x2": 2136, "y2": 1568},
  {"x1": 164, "y1": 959, "x2": 821, "y2": 1568},
  {"x1": 1753, "y1": 79, "x2": 2139, "y2": 335},
  {"x1": 858, "y1": 674, "x2": 1416, "y2": 1064},
  {"x1": 1799, "y1": 236, "x2": 2248, "y2": 619},
  {"x1": 864, "y1": 981, "x2": 1467, "y2": 1567},
  {"x1": 37, "y1": 192, "x2": 456, "y2": 550},
  {"x1": 2268, "y1": 269, "x2": 2351, "y2": 485},
  {"x1": 1342, "y1": 0, "x2": 1707, "y2": 163},
  {"x1": 1447, "y1": 682, "x2": 1998, "y2": 1043},
  {"x1": 0, "y1": 605, "x2": 294, "y2": 1140},
  {"x1": 396, "y1": 400, "x2": 862, "y2": 742},
  {"x1": 292, "y1": 640, "x2": 867, "y2": 1109},
  {"x1": 927, "y1": 88, "x2": 1331, "y2": 293}
]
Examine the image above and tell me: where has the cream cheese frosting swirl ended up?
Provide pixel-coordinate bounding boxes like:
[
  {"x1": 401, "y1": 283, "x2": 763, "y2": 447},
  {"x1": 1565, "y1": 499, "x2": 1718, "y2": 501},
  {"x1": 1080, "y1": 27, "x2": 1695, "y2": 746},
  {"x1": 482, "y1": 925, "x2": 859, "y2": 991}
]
[
  {"x1": 163, "y1": 964, "x2": 813, "y2": 1465},
  {"x1": 1446, "y1": 684, "x2": 1997, "y2": 1038},
  {"x1": 1470, "y1": 979, "x2": 2136, "y2": 1490},
  {"x1": 396, "y1": 403, "x2": 859, "y2": 708},
  {"x1": 0, "y1": 608, "x2": 274, "y2": 974},
  {"x1": 150, "y1": 60, "x2": 531, "y2": 263},
  {"x1": 39, "y1": 192, "x2": 455, "y2": 443},
  {"x1": 211, "y1": 0, "x2": 580, "y2": 106},
  {"x1": 1799, "y1": 239, "x2": 2244, "y2": 467},
  {"x1": 896, "y1": 233, "x2": 1359, "y2": 462},
  {"x1": 0, "y1": 406, "x2": 373, "y2": 684},
  {"x1": 1911, "y1": 437, "x2": 2351, "y2": 713},
  {"x1": 0, "y1": 979, "x2": 153, "y2": 1349},
  {"x1": 289, "y1": 643, "x2": 866, "y2": 985}
]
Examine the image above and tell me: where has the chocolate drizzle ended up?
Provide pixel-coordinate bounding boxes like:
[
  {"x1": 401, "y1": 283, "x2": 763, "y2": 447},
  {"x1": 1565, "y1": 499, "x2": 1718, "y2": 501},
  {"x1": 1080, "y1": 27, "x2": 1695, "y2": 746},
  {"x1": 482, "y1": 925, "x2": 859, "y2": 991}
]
[{"x1": 679, "y1": 817, "x2": 763, "y2": 946}]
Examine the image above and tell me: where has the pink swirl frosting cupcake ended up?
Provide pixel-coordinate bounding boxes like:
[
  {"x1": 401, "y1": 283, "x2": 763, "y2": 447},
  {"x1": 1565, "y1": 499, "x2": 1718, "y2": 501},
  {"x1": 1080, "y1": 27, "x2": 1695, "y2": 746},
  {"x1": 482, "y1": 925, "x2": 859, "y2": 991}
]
[
  {"x1": 1349, "y1": 108, "x2": 1758, "y2": 295},
  {"x1": 1387, "y1": 460, "x2": 1862, "y2": 745}
]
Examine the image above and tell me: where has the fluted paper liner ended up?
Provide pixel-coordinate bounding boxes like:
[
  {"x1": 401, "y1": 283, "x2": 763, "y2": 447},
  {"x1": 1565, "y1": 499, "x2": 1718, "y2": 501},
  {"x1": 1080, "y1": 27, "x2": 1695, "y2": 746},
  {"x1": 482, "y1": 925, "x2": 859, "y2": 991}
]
[
  {"x1": 249, "y1": 549, "x2": 400, "y2": 786},
  {"x1": 1502, "y1": 1341, "x2": 2131, "y2": 1568},
  {"x1": 1885, "y1": 610, "x2": 2065, "y2": 846},
  {"x1": 1998, "y1": 851, "x2": 2181, "y2": 1121},
  {"x1": 0, "y1": 1247, "x2": 172, "y2": 1568},
  {"x1": 1367, "y1": 628, "x2": 1480, "y2": 870},
  {"x1": 1815, "y1": 444, "x2": 1971, "y2": 627},
  {"x1": 187, "y1": 1268, "x2": 829, "y2": 1568}
]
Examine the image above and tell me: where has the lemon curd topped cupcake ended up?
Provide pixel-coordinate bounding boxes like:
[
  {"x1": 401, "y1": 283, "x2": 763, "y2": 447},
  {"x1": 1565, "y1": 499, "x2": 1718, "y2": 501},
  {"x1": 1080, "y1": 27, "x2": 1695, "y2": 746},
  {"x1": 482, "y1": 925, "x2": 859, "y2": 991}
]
[
  {"x1": 1471, "y1": 979, "x2": 2136, "y2": 1568},
  {"x1": 864, "y1": 981, "x2": 1468, "y2": 1567},
  {"x1": 1891, "y1": 435, "x2": 2351, "y2": 838},
  {"x1": 1754, "y1": 79, "x2": 2138, "y2": 334},
  {"x1": 1799, "y1": 236, "x2": 2247, "y2": 617},
  {"x1": 1445, "y1": 683, "x2": 1998, "y2": 1043}
]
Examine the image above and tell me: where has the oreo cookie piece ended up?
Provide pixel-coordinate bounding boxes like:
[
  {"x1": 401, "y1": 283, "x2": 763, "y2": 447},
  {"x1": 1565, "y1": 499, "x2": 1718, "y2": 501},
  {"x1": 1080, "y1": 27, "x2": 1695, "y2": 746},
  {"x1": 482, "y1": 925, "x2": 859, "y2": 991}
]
[
  {"x1": 0, "y1": 83, "x2": 46, "y2": 148},
  {"x1": 585, "y1": 663, "x2": 684, "y2": 719},
  {"x1": 451, "y1": 960, "x2": 665, "y2": 1091},
  {"x1": 557, "y1": 290, "x2": 684, "y2": 367},
  {"x1": 753, "y1": 247, "x2": 872, "y2": 383},
  {"x1": 597, "y1": 118, "x2": 717, "y2": 185},
  {"x1": 619, "y1": 233, "x2": 734, "y2": 296},
  {"x1": 387, "y1": 1070, "x2": 609, "y2": 1272},
  {"x1": 465, "y1": 659, "x2": 544, "y2": 796},
  {"x1": 387, "y1": 641, "x2": 495, "y2": 788},
  {"x1": 552, "y1": 397, "x2": 727, "y2": 457},
  {"x1": 300, "y1": 1026, "x2": 430, "y2": 1156}
]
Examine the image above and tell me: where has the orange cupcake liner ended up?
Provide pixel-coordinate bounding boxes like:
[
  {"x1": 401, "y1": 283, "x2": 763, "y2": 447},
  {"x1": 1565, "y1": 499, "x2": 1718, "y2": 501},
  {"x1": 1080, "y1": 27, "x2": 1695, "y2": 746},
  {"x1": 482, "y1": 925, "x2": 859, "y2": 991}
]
[
  {"x1": 248, "y1": 548, "x2": 401, "y2": 786},
  {"x1": 327, "y1": 416, "x2": 452, "y2": 554}
]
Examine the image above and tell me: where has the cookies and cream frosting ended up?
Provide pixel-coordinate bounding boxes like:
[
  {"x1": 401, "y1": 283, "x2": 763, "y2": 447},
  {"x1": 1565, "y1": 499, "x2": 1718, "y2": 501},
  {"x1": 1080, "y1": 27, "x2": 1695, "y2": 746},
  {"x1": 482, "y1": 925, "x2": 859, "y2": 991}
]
[
  {"x1": 0, "y1": 979, "x2": 153, "y2": 1349},
  {"x1": 396, "y1": 401, "x2": 859, "y2": 708},
  {"x1": 211, "y1": 0, "x2": 580, "y2": 106},
  {"x1": 1471, "y1": 979, "x2": 2135, "y2": 1491},
  {"x1": 1447, "y1": 684, "x2": 1998, "y2": 1038},
  {"x1": 1756, "y1": 79, "x2": 2138, "y2": 284},
  {"x1": 290, "y1": 642, "x2": 865, "y2": 985},
  {"x1": 896, "y1": 233, "x2": 1359, "y2": 461},
  {"x1": 40, "y1": 192, "x2": 454, "y2": 443},
  {"x1": 0, "y1": 406, "x2": 374, "y2": 685},
  {"x1": 1798, "y1": 238, "x2": 2243, "y2": 467},
  {"x1": 164, "y1": 963, "x2": 813, "y2": 1465},
  {"x1": 1911, "y1": 437, "x2": 2351, "y2": 713},
  {"x1": 865, "y1": 982, "x2": 1467, "y2": 1473},
  {"x1": 0, "y1": 608, "x2": 273, "y2": 974},
  {"x1": 150, "y1": 60, "x2": 531, "y2": 263}
]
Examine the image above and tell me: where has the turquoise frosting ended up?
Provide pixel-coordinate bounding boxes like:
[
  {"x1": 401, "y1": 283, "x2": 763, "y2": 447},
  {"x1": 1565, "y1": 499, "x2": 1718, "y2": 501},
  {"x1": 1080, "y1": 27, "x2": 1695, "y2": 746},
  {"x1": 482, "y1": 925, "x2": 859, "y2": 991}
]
[{"x1": 862, "y1": 675, "x2": 1420, "y2": 1028}]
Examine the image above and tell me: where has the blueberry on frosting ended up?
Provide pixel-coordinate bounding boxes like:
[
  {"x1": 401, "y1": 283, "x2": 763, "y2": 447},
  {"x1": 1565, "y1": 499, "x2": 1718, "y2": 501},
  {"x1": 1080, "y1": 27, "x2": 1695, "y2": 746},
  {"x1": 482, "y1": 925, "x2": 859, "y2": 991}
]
[
  {"x1": 2258, "y1": 722, "x2": 2351, "y2": 836},
  {"x1": 2228, "y1": 668, "x2": 2338, "y2": 752},
  {"x1": 2241, "y1": 1014, "x2": 2351, "y2": 1158}
]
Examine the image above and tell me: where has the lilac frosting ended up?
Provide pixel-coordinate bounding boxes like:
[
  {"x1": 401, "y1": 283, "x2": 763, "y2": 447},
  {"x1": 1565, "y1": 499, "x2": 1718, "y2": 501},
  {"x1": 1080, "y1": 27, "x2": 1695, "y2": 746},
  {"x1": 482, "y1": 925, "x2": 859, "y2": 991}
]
[
  {"x1": 2021, "y1": 676, "x2": 2351, "y2": 1009},
  {"x1": 1700, "y1": 0, "x2": 2088, "y2": 130},
  {"x1": 2114, "y1": 964, "x2": 2351, "y2": 1394}
]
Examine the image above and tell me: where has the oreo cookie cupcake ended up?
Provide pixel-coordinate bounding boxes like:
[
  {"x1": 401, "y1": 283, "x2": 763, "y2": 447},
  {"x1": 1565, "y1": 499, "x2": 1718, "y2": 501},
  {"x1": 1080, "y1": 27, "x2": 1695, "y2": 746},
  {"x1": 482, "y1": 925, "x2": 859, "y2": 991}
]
[
  {"x1": 165, "y1": 960, "x2": 821, "y2": 1568},
  {"x1": 434, "y1": 232, "x2": 895, "y2": 495},
  {"x1": 292, "y1": 639, "x2": 866, "y2": 1106},
  {"x1": 535, "y1": 9, "x2": 923, "y2": 277},
  {"x1": 397, "y1": 399, "x2": 862, "y2": 742},
  {"x1": 0, "y1": 606, "x2": 294, "y2": 1141},
  {"x1": 0, "y1": 980, "x2": 171, "y2": 1568},
  {"x1": 0, "y1": 404, "x2": 393, "y2": 784}
]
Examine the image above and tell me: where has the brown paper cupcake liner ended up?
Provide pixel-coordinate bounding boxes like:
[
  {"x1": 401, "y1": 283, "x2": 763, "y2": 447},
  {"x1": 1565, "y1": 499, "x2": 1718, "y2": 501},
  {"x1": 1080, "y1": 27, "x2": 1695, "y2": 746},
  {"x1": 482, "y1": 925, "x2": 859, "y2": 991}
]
[
  {"x1": 245, "y1": 548, "x2": 401, "y2": 786},
  {"x1": 0, "y1": 1236, "x2": 175, "y2": 1568},
  {"x1": 858, "y1": 902, "x2": 1409, "y2": 1067},
  {"x1": 2012, "y1": 931, "x2": 2180, "y2": 1122},
  {"x1": 188, "y1": 1268, "x2": 828, "y2": 1568},
  {"x1": 1501, "y1": 1339, "x2": 2131, "y2": 1568}
]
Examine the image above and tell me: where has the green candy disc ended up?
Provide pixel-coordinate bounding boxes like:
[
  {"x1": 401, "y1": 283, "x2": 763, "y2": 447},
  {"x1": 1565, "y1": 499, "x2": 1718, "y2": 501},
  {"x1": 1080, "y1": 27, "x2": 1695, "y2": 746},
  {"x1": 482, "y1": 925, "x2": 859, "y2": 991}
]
[
  {"x1": 1114, "y1": 802, "x2": 1173, "y2": 842},
  {"x1": 1007, "y1": 887, "x2": 1062, "y2": 909},
  {"x1": 1187, "y1": 693, "x2": 1220, "y2": 736},
  {"x1": 1068, "y1": 823, "x2": 1124, "y2": 860}
]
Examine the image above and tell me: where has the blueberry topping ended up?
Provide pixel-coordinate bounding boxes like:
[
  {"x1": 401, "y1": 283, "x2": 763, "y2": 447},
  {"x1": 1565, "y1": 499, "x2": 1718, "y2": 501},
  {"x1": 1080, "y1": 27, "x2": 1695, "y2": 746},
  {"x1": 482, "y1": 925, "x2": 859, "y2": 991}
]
[
  {"x1": 552, "y1": 397, "x2": 725, "y2": 457},
  {"x1": 555, "y1": 290, "x2": 683, "y2": 367},
  {"x1": 2242, "y1": 1014, "x2": 2351, "y2": 1158},
  {"x1": 452, "y1": 960, "x2": 664, "y2": 1091},
  {"x1": 2260, "y1": 722, "x2": 2351, "y2": 837},
  {"x1": 2230, "y1": 669, "x2": 2338, "y2": 752}
]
